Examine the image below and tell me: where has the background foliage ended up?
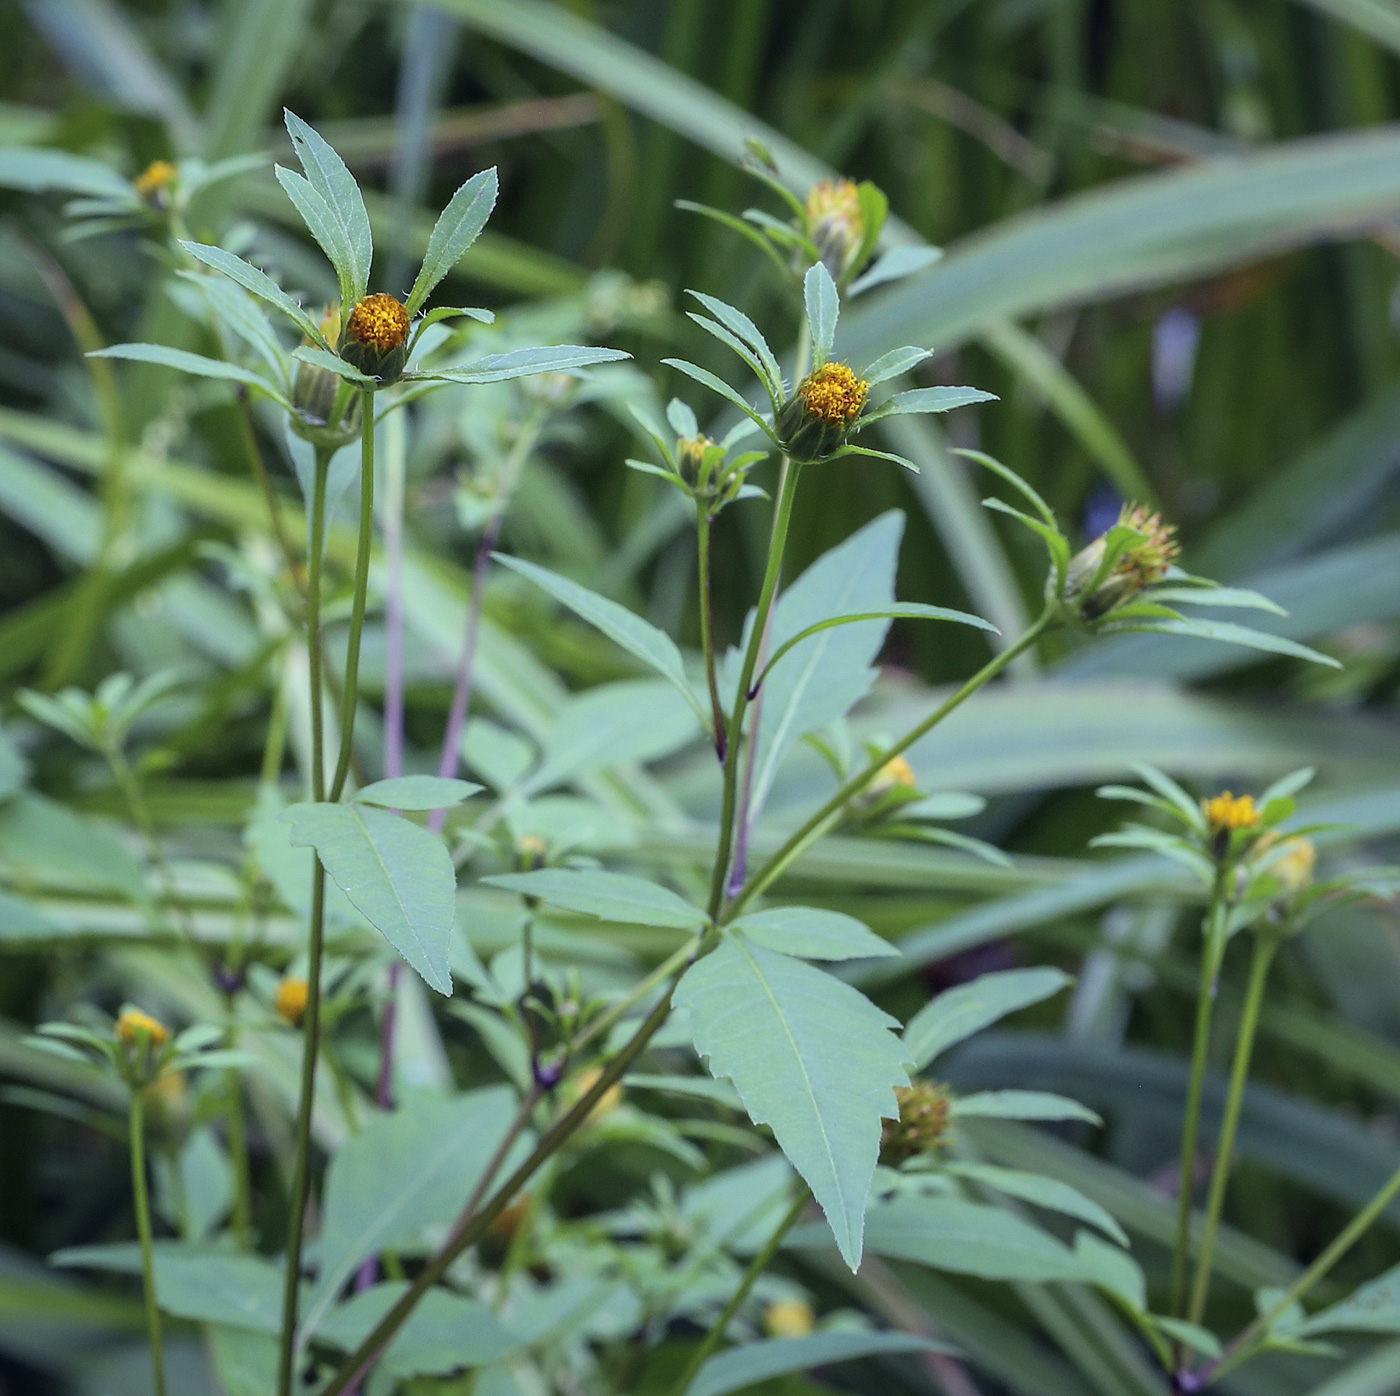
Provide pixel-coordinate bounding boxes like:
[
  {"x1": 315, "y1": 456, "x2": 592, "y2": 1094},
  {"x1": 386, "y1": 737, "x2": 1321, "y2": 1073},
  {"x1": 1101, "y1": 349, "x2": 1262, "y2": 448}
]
[{"x1": 6, "y1": 2, "x2": 1400, "y2": 1395}]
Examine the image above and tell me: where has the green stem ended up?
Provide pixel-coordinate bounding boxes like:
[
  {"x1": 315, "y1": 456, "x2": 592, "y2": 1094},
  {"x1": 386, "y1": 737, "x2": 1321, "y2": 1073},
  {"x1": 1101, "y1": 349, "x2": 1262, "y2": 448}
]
[
  {"x1": 1168, "y1": 870, "x2": 1231, "y2": 1326},
  {"x1": 1206, "y1": 1159, "x2": 1400, "y2": 1385},
  {"x1": 668, "y1": 1186, "x2": 809, "y2": 1396},
  {"x1": 1187, "y1": 932, "x2": 1277, "y2": 1328},
  {"x1": 330, "y1": 395, "x2": 377, "y2": 801},
  {"x1": 573, "y1": 934, "x2": 704, "y2": 1055},
  {"x1": 129, "y1": 1088, "x2": 167, "y2": 1396},
  {"x1": 728, "y1": 609, "x2": 1056, "y2": 920},
  {"x1": 708, "y1": 459, "x2": 802, "y2": 917},
  {"x1": 317, "y1": 984, "x2": 680, "y2": 1396},
  {"x1": 696, "y1": 510, "x2": 726, "y2": 761},
  {"x1": 275, "y1": 447, "x2": 331, "y2": 1396}
]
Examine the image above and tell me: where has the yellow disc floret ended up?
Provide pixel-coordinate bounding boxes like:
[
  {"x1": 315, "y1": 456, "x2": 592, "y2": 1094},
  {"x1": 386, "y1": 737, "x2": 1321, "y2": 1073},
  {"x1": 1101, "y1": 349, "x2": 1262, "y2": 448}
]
[
  {"x1": 874, "y1": 754, "x2": 917, "y2": 792},
  {"x1": 1203, "y1": 791, "x2": 1261, "y2": 836},
  {"x1": 117, "y1": 1007, "x2": 169, "y2": 1048},
  {"x1": 134, "y1": 160, "x2": 177, "y2": 202},
  {"x1": 1116, "y1": 504, "x2": 1180, "y2": 588},
  {"x1": 346, "y1": 294, "x2": 410, "y2": 354},
  {"x1": 275, "y1": 976, "x2": 310, "y2": 1027},
  {"x1": 764, "y1": 1298, "x2": 816, "y2": 1339},
  {"x1": 880, "y1": 1081, "x2": 952, "y2": 1164},
  {"x1": 797, "y1": 362, "x2": 868, "y2": 426},
  {"x1": 805, "y1": 178, "x2": 865, "y2": 278}
]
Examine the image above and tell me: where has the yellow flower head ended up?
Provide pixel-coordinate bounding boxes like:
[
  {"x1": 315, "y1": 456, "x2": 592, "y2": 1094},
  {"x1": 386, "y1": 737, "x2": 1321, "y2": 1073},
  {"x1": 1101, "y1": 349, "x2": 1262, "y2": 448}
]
[
  {"x1": 1116, "y1": 504, "x2": 1180, "y2": 588},
  {"x1": 805, "y1": 178, "x2": 865, "y2": 278},
  {"x1": 764, "y1": 1298, "x2": 816, "y2": 1339},
  {"x1": 117, "y1": 1008, "x2": 169, "y2": 1048},
  {"x1": 880, "y1": 1081, "x2": 952, "y2": 1165},
  {"x1": 872, "y1": 753, "x2": 917, "y2": 793},
  {"x1": 316, "y1": 304, "x2": 343, "y2": 346},
  {"x1": 275, "y1": 976, "x2": 310, "y2": 1027},
  {"x1": 568, "y1": 1065, "x2": 623, "y2": 1124},
  {"x1": 1256, "y1": 832, "x2": 1316, "y2": 894},
  {"x1": 134, "y1": 160, "x2": 177, "y2": 205},
  {"x1": 345, "y1": 294, "x2": 410, "y2": 355},
  {"x1": 516, "y1": 834, "x2": 549, "y2": 869},
  {"x1": 797, "y1": 362, "x2": 868, "y2": 427},
  {"x1": 677, "y1": 434, "x2": 713, "y2": 486},
  {"x1": 1203, "y1": 791, "x2": 1261, "y2": 837}
]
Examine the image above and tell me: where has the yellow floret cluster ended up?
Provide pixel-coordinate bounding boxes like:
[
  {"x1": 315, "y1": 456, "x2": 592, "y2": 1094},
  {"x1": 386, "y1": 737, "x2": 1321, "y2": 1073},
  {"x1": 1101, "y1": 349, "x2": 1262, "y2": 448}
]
[
  {"x1": 117, "y1": 1007, "x2": 169, "y2": 1047},
  {"x1": 797, "y1": 362, "x2": 868, "y2": 426},
  {"x1": 1203, "y1": 791, "x2": 1261, "y2": 835},
  {"x1": 346, "y1": 293, "x2": 410, "y2": 353}
]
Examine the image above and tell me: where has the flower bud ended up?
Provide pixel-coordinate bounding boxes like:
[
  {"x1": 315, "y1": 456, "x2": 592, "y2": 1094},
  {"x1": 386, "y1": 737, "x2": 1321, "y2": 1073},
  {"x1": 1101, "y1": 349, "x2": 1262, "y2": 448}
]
[
  {"x1": 880, "y1": 1081, "x2": 952, "y2": 1164},
  {"x1": 1203, "y1": 791, "x2": 1261, "y2": 839},
  {"x1": 275, "y1": 976, "x2": 309, "y2": 1028},
  {"x1": 293, "y1": 306, "x2": 363, "y2": 446},
  {"x1": 1254, "y1": 831, "x2": 1316, "y2": 896},
  {"x1": 869, "y1": 754, "x2": 917, "y2": 796},
  {"x1": 775, "y1": 362, "x2": 868, "y2": 462},
  {"x1": 676, "y1": 434, "x2": 713, "y2": 488},
  {"x1": 134, "y1": 160, "x2": 177, "y2": 211},
  {"x1": 339, "y1": 293, "x2": 410, "y2": 385},
  {"x1": 565, "y1": 1065, "x2": 623, "y2": 1125},
  {"x1": 516, "y1": 834, "x2": 548, "y2": 871},
  {"x1": 117, "y1": 1008, "x2": 169, "y2": 1048},
  {"x1": 805, "y1": 179, "x2": 864, "y2": 280},
  {"x1": 1063, "y1": 504, "x2": 1179, "y2": 621},
  {"x1": 764, "y1": 1298, "x2": 815, "y2": 1339}
]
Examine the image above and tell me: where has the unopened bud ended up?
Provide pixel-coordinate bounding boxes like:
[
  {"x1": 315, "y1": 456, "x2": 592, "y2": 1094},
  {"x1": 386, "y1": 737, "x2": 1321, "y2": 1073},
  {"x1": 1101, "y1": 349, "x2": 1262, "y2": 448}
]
[
  {"x1": 275, "y1": 976, "x2": 309, "y2": 1027},
  {"x1": 1063, "y1": 504, "x2": 1179, "y2": 621},
  {"x1": 775, "y1": 362, "x2": 868, "y2": 462},
  {"x1": 805, "y1": 179, "x2": 864, "y2": 280},
  {"x1": 134, "y1": 160, "x2": 177, "y2": 211},
  {"x1": 339, "y1": 293, "x2": 410, "y2": 385},
  {"x1": 764, "y1": 1298, "x2": 815, "y2": 1338},
  {"x1": 880, "y1": 1081, "x2": 952, "y2": 1164}
]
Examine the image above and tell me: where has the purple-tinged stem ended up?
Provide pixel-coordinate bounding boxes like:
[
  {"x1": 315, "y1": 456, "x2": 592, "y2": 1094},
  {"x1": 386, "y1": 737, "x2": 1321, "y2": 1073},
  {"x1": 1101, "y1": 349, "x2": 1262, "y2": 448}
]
[{"x1": 429, "y1": 511, "x2": 503, "y2": 834}]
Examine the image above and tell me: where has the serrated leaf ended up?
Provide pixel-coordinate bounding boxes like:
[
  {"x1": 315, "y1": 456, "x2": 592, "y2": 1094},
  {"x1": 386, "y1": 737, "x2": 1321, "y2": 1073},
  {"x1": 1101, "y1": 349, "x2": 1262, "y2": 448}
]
[
  {"x1": 689, "y1": 290, "x2": 783, "y2": 399},
  {"x1": 291, "y1": 345, "x2": 375, "y2": 386},
  {"x1": 675, "y1": 936, "x2": 910, "y2": 1269},
  {"x1": 689, "y1": 1332, "x2": 949, "y2": 1396},
  {"x1": 881, "y1": 385, "x2": 998, "y2": 416},
  {"x1": 353, "y1": 776, "x2": 481, "y2": 810},
  {"x1": 862, "y1": 345, "x2": 934, "y2": 386},
  {"x1": 493, "y1": 554, "x2": 707, "y2": 724},
  {"x1": 89, "y1": 344, "x2": 287, "y2": 405},
  {"x1": 415, "y1": 344, "x2": 629, "y2": 383},
  {"x1": 950, "y1": 1089, "x2": 1101, "y2": 1125},
  {"x1": 726, "y1": 906, "x2": 899, "y2": 961},
  {"x1": 283, "y1": 109, "x2": 372, "y2": 301},
  {"x1": 1107, "y1": 617, "x2": 1342, "y2": 668},
  {"x1": 180, "y1": 241, "x2": 324, "y2": 343},
  {"x1": 406, "y1": 167, "x2": 499, "y2": 315},
  {"x1": 301, "y1": 1088, "x2": 527, "y2": 1334},
  {"x1": 848, "y1": 245, "x2": 942, "y2": 296},
  {"x1": 903, "y1": 967, "x2": 1072, "y2": 1069},
  {"x1": 274, "y1": 165, "x2": 363, "y2": 309},
  {"x1": 804, "y1": 261, "x2": 840, "y2": 367},
  {"x1": 482, "y1": 868, "x2": 707, "y2": 930},
  {"x1": 283, "y1": 802, "x2": 456, "y2": 994},
  {"x1": 1300, "y1": 1262, "x2": 1400, "y2": 1335}
]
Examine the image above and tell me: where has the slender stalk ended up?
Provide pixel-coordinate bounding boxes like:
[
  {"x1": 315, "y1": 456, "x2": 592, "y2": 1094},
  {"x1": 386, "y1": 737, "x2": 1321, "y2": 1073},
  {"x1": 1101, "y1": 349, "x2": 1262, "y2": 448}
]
[
  {"x1": 696, "y1": 509, "x2": 726, "y2": 762},
  {"x1": 275, "y1": 447, "x2": 332, "y2": 1396},
  {"x1": 1186, "y1": 933, "x2": 1277, "y2": 1328},
  {"x1": 1168, "y1": 870, "x2": 1231, "y2": 1326},
  {"x1": 572, "y1": 934, "x2": 702, "y2": 1055},
  {"x1": 729, "y1": 609, "x2": 1055, "y2": 920},
  {"x1": 708, "y1": 460, "x2": 802, "y2": 917},
  {"x1": 668, "y1": 1186, "x2": 809, "y2": 1396},
  {"x1": 317, "y1": 984, "x2": 679, "y2": 1396},
  {"x1": 330, "y1": 397, "x2": 378, "y2": 802},
  {"x1": 129, "y1": 1088, "x2": 167, "y2": 1396},
  {"x1": 226, "y1": 1052, "x2": 254, "y2": 1248},
  {"x1": 1204, "y1": 1159, "x2": 1400, "y2": 1386},
  {"x1": 234, "y1": 388, "x2": 300, "y2": 589},
  {"x1": 429, "y1": 509, "x2": 504, "y2": 834}
]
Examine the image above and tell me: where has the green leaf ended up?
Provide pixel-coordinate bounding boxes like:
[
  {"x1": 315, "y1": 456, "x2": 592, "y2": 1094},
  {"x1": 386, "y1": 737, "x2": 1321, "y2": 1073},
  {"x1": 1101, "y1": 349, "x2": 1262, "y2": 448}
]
[
  {"x1": 415, "y1": 344, "x2": 629, "y2": 383},
  {"x1": 301, "y1": 1087, "x2": 527, "y2": 1333},
  {"x1": 0, "y1": 792, "x2": 146, "y2": 899},
  {"x1": 0, "y1": 148, "x2": 134, "y2": 200},
  {"x1": 675, "y1": 936, "x2": 910, "y2": 1269},
  {"x1": 283, "y1": 108, "x2": 372, "y2": 302},
  {"x1": 493, "y1": 553, "x2": 707, "y2": 724},
  {"x1": 89, "y1": 344, "x2": 288, "y2": 406},
  {"x1": 878, "y1": 386, "x2": 998, "y2": 417},
  {"x1": 1301, "y1": 1262, "x2": 1400, "y2": 1335},
  {"x1": 854, "y1": 1195, "x2": 1091, "y2": 1283},
  {"x1": 849, "y1": 246, "x2": 942, "y2": 296},
  {"x1": 407, "y1": 167, "x2": 500, "y2": 315},
  {"x1": 274, "y1": 164, "x2": 365, "y2": 310},
  {"x1": 688, "y1": 291, "x2": 784, "y2": 401},
  {"x1": 291, "y1": 345, "x2": 375, "y2": 386},
  {"x1": 950, "y1": 1090, "x2": 1102, "y2": 1125},
  {"x1": 283, "y1": 802, "x2": 456, "y2": 994},
  {"x1": 946, "y1": 1163, "x2": 1129, "y2": 1246},
  {"x1": 903, "y1": 968, "x2": 1073, "y2": 1069},
  {"x1": 1148, "y1": 584, "x2": 1288, "y2": 615},
  {"x1": 353, "y1": 776, "x2": 482, "y2": 810},
  {"x1": 689, "y1": 1332, "x2": 950, "y2": 1396},
  {"x1": 862, "y1": 345, "x2": 934, "y2": 386},
  {"x1": 661, "y1": 357, "x2": 775, "y2": 436},
  {"x1": 317, "y1": 1282, "x2": 518, "y2": 1377},
  {"x1": 482, "y1": 868, "x2": 707, "y2": 930},
  {"x1": 804, "y1": 261, "x2": 839, "y2": 367},
  {"x1": 1107, "y1": 615, "x2": 1342, "y2": 669},
  {"x1": 726, "y1": 906, "x2": 899, "y2": 961},
  {"x1": 52, "y1": 1243, "x2": 287, "y2": 1334},
  {"x1": 180, "y1": 241, "x2": 325, "y2": 343}
]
